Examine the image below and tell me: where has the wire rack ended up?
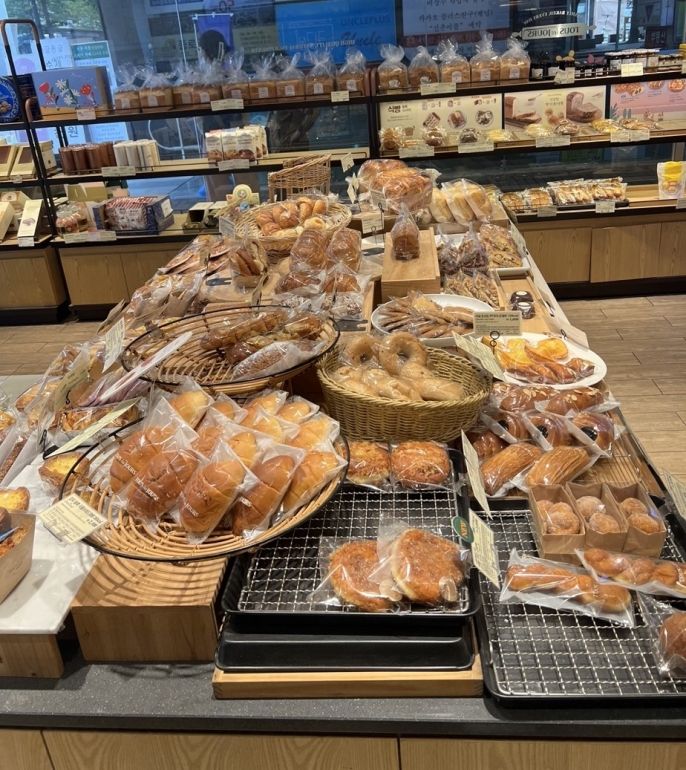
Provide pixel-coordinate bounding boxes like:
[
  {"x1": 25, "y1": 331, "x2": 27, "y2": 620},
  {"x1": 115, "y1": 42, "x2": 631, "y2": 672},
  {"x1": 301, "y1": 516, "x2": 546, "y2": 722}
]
[
  {"x1": 234, "y1": 484, "x2": 473, "y2": 616},
  {"x1": 479, "y1": 508, "x2": 686, "y2": 700}
]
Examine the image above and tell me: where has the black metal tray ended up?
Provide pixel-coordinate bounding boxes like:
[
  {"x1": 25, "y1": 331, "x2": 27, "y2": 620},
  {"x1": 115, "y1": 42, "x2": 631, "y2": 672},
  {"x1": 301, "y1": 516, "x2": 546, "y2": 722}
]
[
  {"x1": 476, "y1": 498, "x2": 686, "y2": 704},
  {"x1": 215, "y1": 612, "x2": 475, "y2": 673}
]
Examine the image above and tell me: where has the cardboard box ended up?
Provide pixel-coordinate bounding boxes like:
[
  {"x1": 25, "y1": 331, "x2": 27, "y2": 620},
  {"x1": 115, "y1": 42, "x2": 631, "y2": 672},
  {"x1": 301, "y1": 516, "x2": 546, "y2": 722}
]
[
  {"x1": 0, "y1": 201, "x2": 16, "y2": 241},
  {"x1": 0, "y1": 190, "x2": 29, "y2": 213},
  {"x1": 566, "y1": 481, "x2": 627, "y2": 553},
  {"x1": 30, "y1": 66, "x2": 111, "y2": 117},
  {"x1": 0, "y1": 143, "x2": 18, "y2": 178},
  {"x1": 606, "y1": 482, "x2": 666, "y2": 557},
  {"x1": 529, "y1": 484, "x2": 585, "y2": 564},
  {"x1": 9, "y1": 144, "x2": 36, "y2": 178},
  {"x1": 17, "y1": 199, "x2": 42, "y2": 240},
  {"x1": 0, "y1": 513, "x2": 35, "y2": 604}
]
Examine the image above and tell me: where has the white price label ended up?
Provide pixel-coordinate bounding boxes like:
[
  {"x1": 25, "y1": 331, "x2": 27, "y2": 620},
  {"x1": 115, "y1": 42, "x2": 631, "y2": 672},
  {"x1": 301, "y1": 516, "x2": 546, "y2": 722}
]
[
  {"x1": 76, "y1": 107, "x2": 96, "y2": 121},
  {"x1": 40, "y1": 494, "x2": 106, "y2": 544},
  {"x1": 369, "y1": 189, "x2": 387, "y2": 210},
  {"x1": 360, "y1": 210, "x2": 383, "y2": 234},
  {"x1": 211, "y1": 97, "x2": 244, "y2": 111},
  {"x1": 101, "y1": 165, "x2": 136, "y2": 177},
  {"x1": 54, "y1": 355, "x2": 91, "y2": 412},
  {"x1": 535, "y1": 135, "x2": 571, "y2": 148},
  {"x1": 96, "y1": 230, "x2": 117, "y2": 241},
  {"x1": 554, "y1": 69, "x2": 575, "y2": 84},
  {"x1": 350, "y1": 173, "x2": 360, "y2": 192},
  {"x1": 399, "y1": 145, "x2": 434, "y2": 158},
  {"x1": 12, "y1": 175, "x2": 23, "y2": 183},
  {"x1": 103, "y1": 317, "x2": 126, "y2": 371},
  {"x1": 63, "y1": 232, "x2": 89, "y2": 244},
  {"x1": 340, "y1": 152, "x2": 354, "y2": 172},
  {"x1": 458, "y1": 141, "x2": 495, "y2": 154},
  {"x1": 676, "y1": 198, "x2": 686, "y2": 210},
  {"x1": 17, "y1": 236, "x2": 34, "y2": 248},
  {"x1": 452, "y1": 333, "x2": 504, "y2": 380},
  {"x1": 218, "y1": 158, "x2": 251, "y2": 171},
  {"x1": 621, "y1": 62, "x2": 644, "y2": 77},
  {"x1": 469, "y1": 509, "x2": 500, "y2": 587},
  {"x1": 610, "y1": 128, "x2": 650, "y2": 143},
  {"x1": 420, "y1": 82, "x2": 456, "y2": 96},
  {"x1": 461, "y1": 431, "x2": 491, "y2": 519},
  {"x1": 330, "y1": 90, "x2": 350, "y2": 103},
  {"x1": 48, "y1": 398, "x2": 139, "y2": 457},
  {"x1": 347, "y1": 181, "x2": 357, "y2": 204},
  {"x1": 537, "y1": 205, "x2": 558, "y2": 218},
  {"x1": 473, "y1": 310, "x2": 522, "y2": 337},
  {"x1": 595, "y1": 200, "x2": 616, "y2": 214}
]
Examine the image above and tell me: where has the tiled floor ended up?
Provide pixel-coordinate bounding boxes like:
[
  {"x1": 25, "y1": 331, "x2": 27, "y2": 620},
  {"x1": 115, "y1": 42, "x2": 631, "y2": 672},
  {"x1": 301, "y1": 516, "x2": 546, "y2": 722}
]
[{"x1": 0, "y1": 296, "x2": 684, "y2": 482}]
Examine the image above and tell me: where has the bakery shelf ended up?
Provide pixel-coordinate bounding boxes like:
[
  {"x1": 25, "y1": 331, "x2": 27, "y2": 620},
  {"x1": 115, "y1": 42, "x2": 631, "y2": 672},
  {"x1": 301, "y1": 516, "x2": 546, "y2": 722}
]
[
  {"x1": 27, "y1": 94, "x2": 371, "y2": 129},
  {"x1": 372, "y1": 66, "x2": 686, "y2": 103},
  {"x1": 0, "y1": 176, "x2": 41, "y2": 188},
  {"x1": 43, "y1": 148, "x2": 370, "y2": 186},
  {"x1": 0, "y1": 233, "x2": 53, "y2": 250}
]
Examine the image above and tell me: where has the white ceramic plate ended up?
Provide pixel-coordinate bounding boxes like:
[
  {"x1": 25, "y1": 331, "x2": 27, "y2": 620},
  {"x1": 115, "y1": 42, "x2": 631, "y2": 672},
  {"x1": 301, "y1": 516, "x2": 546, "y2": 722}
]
[
  {"x1": 491, "y1": 332, "x2": 607, "y2": 390},
  {"x1": 372, "y1": 293, "x2": 491, "y2": 348}
]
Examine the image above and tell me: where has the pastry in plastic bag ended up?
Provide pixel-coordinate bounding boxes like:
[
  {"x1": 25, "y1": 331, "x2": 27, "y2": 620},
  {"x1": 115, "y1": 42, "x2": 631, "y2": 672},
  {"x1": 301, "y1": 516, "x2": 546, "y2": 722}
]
[
  {"x1": 525, "y1": 446, "x2": 590, "y2": 488},
  {"x1": 347, "y1": 441, "x2": 391, "y2": 488},
  {"x1": 390, "y1": 206, "x2": 420, "y2": 260},
  {"x1": 377, "y1": 44, "x2": 408, "y2": 90},
  {"x1": 500, "y1": 37, "x2": 530, "y2": 80},
  {"x1": 481, "y1": 442, "x2": 542, "y2": 496},
  {"x1": 282, "y1": 447, "x2": 345, "y2": 512},
  {"x1": 327, "y1": 540, "x2": 397, "y2": 612},
  {"x1": 572, "y1": 411, "x2": 615, "y2": 451},
  {"x1": 638, "y1": 594, "x2": 686, "y2": 677},
  {"x1": 336, "y1": 47, "x2": 366, "y2": 94},
  {"x1": 408, "y1": 46, "x2": 439, "y2": 88},
  {"x1": 470, "y1": 31, "x2": 500, "y2": 83},
  {"x1": 437, "y1": 39, "x2": 470, "y2": 85},
  {"x1": 390, "y1": 441, "x2": 451, "y2": 489},
  {"x1": 327, "y1": 227, "x2": 361, "y2": 270}
]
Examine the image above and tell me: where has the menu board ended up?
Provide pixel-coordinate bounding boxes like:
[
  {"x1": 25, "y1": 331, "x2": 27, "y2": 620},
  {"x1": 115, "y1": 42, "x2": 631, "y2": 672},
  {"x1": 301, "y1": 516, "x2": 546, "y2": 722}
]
[
  {"x1": 610, "y1": 78, "x2": 686, "y2": 128},
  {"x1": 378, "y1": 93, "x2": 503, "y2": 142},
  {"x1": 504, "y1": 85, "x2": 606, "y2": 134}
]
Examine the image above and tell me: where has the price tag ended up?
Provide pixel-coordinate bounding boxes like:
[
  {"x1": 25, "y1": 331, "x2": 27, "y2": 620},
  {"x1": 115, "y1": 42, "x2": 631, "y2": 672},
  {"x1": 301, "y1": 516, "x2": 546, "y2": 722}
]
[
  {"x1": 76, "y1": 107, "x2": 96, "y2": 121},
  {"x1": 340, "y1": 152, "x2": 354, "y2": 172},
  {"x1": 554, "y1": 69, "x2": 575, "y2": 84},
  {"x1": 458, "y1": 141, "x2": 495, "y2": 154},
  {"x1": 17, "y1": 236, "x2": 34, "y2": 248},
  {"x1": 360, "y1": 209, "x2": 383, "y2": 234},
  {"x1": 420, "y1": 82, "x2": 456, "y2": 96},
  {"x1": 595, "y1": 200, "x2": 616, "y2": 214},
  {"x1": 40, "y1": 493, "x2": 106, "y2": 544},
  {"x1": 663, "y1": 471, "x2": 686, "y2": 524},
  {"x1": 211, "y1": 97, "x2": 244, "y2": 111},
  {"x1": 102, "y1": 165, "x2": 136, "y2": 177},
  {"x1": 610, "y1": 129, "x2": 650, "y2": 143},
  {"x1": 96, "y1": 230, "x2": 117, "y2": 242},
  {"x1": 469, "y1": 509, "x2": 500, "y2": 587},
  {"x1": 451, "y1": 333, "x2": 504, "y2": 380},
  {"x1": 369, "y1": 189, "x2": 387, "y2": 210},
  {"x1": 535, "y1": 135, "x2": 571, "y2": 148},
  {"x1": 330, "y1": 90, "x2": 350, "y2": 103},
  {"x1": 53, "y1": 356, "x2": 91, "y2": 412},
  {"x1": 676, "y1": 198, "x2": 686, "y2": 210},
  {"x1": 537, "y1": 205, "x2": 558, "y2": 218},
  {"x1": 98, "y1": 300, "x2": 126, "y2": 334},
  {"x1": 347, "y1": 181, "x2": 357, "y2": 204},
  {"x1": 63, "y1": 232, "x2": 89, "y2": 244},
  {"x1": 473, "y1": 310, "x2": 522, "y2": 337},
  {"x1": 621, "y1": 62, "x2": 644, "y2": 77},
  {"x1": 399, "y1": 145, "x2": 434, "y2": 158},
  {"x1": 218, "y1": 159, "x2": 251, "y2": 171},
  {"x1": 219, "y1": 216, "x2": 235, "y2": 237},
  {"x1": 103, "y1": 317, "x2": 126, "y2": 371},
  {"x1": 350, "y1": 173, "x2": 360, "y2": 191},
  {"x1": 12, "y1": 174, "x2": 23, "y2": 183},
  {"x1": 461, "y1": 431, "x2": 492, "y2": 519},
  {"x1": 47, "y1": 398, "x2": 139, "y2": 457}
]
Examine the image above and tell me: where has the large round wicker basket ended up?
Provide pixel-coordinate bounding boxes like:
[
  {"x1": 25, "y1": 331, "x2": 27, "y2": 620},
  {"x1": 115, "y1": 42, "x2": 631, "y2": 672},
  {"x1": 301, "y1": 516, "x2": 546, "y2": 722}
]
[
  {"x1": 234, "y1": 200, "x2": 351, "y2": 257},
  {"x1": 317, "y1": 348, "x2": 492, "y2": 442}
]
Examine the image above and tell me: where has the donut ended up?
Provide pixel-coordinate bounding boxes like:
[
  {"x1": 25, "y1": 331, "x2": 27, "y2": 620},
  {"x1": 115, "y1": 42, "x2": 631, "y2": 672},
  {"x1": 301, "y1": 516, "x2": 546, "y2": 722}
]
[
  {"x1": 575, "y1": 495, "x2": 604, "y2": 521},
  {"x1": 529, "y1": 412, "x2": 572, "y2": 446},
  {"x1": 588, "y1": 512, "x2": 620, "y2": 534},
  {"x1": 390, "y1": 441, "x2": 451, "y2": 488},
  {"x1": 616, "y1": 557, "x2": 655, "y2": 585},
  {"x1": 390, "y1": 528, "x2": 464, "y2": 604},
  {"x1": 329, "y1": 540, "x2": 396, "y2": 612},
  {"x1": 627, "y1": 511, "x2": 662, "y2": 534},
  {"x1": 543, "y1": 502, "x2": 580, "y2": 535},
  {"x1": 347, "y1": 441, "x2": 390, "y2": 487},
  {"x1": 378, "y1": 331, "x2": 428, "y2": 376},
  {"x1": 342, "y1": 334, "x2": 378, "y2": 367},
  {"x1": 619, "y1": 497, "x2": 648, "y2": 518},
  {"x1": 653, "y1": 561, "x2": 679, "y2": 588},
  {"x1": 659, "y1": 612, "x2": 686, "y2": 663},
  {"x1": 582, "y1": 547, "x2": 629, "y2": 577}
]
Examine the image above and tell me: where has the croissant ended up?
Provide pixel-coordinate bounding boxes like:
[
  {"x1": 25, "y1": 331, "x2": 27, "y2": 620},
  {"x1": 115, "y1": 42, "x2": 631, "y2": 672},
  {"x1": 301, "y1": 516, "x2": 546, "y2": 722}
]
[
  {"x1": 127, "y1": 450, "x2": 199, "y2": 524},
  {"x1": 231, "y1": 455, "x2": 296, "y2": 535},
  {"x1": 282, "y1": 450, "x2": 340, "y2": 511},
  {"x1": 525, "y1": 446, "x2": 589, "y2": 487},
  {"x1": 179, "y1": 460, "x2": 245, "y2": 535}
]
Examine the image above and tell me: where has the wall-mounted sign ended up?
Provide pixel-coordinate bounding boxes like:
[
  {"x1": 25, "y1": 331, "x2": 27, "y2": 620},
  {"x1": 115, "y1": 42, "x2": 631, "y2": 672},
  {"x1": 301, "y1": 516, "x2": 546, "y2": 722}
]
[{"x1": 521, "y1": 23, "x2": 593, "y2": 40}]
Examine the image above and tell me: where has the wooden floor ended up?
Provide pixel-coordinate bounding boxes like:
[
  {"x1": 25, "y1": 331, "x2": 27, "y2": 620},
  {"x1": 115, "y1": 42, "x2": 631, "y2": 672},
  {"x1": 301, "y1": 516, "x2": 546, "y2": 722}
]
[{"x1": 0, "y1": 295, "x2": 684, "y2": 482}]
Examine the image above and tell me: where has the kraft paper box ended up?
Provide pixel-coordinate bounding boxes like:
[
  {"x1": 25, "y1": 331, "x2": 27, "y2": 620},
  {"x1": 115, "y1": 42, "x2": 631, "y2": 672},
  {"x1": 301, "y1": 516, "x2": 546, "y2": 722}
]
[
  {"x1": 30, "y1": 66, "x2": 111, "y2": 117},
  {"x1": 0, "y1": 512, "x2": 35, "y2": 604},
  {"x1": 529, "y1": 484, "x2": 585, "y2": 565}
]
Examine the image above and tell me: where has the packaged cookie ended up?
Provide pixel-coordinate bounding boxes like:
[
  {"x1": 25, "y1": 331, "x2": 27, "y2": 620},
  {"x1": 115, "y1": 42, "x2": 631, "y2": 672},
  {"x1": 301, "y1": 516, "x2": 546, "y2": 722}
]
[
  {"x1": 437, "y1": 39, "x2": 470, "y2": 85},
  {"x1": 470, "y1": 31, "x2": 500, "y2": 83},
  {"x1": 305, "y1": 49, "x2": 334, "y2": 96},
  {"x1": 377, "y1": 44, "x2": 408, "y2": 90},
  {"x1": 500, "y1": 37, "x2": 531, "y2": 81},
  {"x1": 276, "y1": 54, "x2": 305, "y2": 99},
  {"x1": 638, "y1": 594, "x2": 686, "y2": 678},
  {"x1": 580, "y1": 548, "x2": 686, "y2": 599},
  {"x1": 408, "y1": 46, "x2": 439, "y2": 88},
  {"x1": 249, "y1": 55, "x2": 277, "y2": 100},
  {"x1": 336, "y1": 47, "x2": 366, "y2": 94},
  {"x1": 501, "y1": 549, "x2": 635, "y2": 627},
  {"x1": 389, "y1": 440, "x2": 453, "y2": 491}
]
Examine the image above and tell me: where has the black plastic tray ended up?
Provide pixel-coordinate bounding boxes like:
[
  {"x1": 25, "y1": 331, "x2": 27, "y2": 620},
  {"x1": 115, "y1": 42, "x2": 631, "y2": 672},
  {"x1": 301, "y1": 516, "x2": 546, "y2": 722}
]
[{"x1": 215, "y1": 612, "x2": 475, "y2": 673}]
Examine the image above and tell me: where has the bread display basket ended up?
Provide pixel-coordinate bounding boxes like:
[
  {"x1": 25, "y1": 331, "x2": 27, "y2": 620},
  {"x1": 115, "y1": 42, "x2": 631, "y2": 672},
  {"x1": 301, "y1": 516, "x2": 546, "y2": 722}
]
[
  {"x1": 317, "y1": 348, "x2": 492, "y2": 442},
  {"x1": 59, "y1": 429, "x2": 349, "y2": 562},
  {"x1": 233, "y1": 200, "x2": 351, "y2": 257},
  {"x1": 121, "y1": 306, "x2": 339, "y2": 397},
  {"x1": 267, "y1": 153, "x2": 332, "y2": 200}
]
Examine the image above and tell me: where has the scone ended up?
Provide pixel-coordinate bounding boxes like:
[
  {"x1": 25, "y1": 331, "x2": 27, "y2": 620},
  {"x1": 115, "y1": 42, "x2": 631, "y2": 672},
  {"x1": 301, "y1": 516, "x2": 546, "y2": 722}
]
[
  {"x1": 39, "y1": 452, "x2": 90, "y2": 491},
  {"x1": 390, "y1": 441, "x2": 450, "y2": 489},
  {"x1": 0, "y1": 487, "x2": 30, "y2": 512},
  {"x1": 347, "y1": 441, "x2": 391, "y2": 487}
]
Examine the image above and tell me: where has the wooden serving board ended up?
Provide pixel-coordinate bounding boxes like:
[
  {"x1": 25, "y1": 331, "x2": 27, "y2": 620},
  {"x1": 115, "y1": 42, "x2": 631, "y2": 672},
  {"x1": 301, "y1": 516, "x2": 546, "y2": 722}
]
[
  {"x1": 212, "y1": 654, "x2": 483, "y2": 699},
  {"x1": 381, "y1": 227, "x2": 440, "y2": 301}
]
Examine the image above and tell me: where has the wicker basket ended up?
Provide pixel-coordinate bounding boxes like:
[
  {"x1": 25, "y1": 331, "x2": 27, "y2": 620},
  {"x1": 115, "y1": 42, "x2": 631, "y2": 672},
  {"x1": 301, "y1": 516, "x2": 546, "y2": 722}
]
[
  {"x1": 268, "y1": 154, "x2": 331, "y2": 200},
  {"x1": 234, "y1": 199, "x2": 351, "y2": 257},
  {"x1": 317, "y1": 348, "x2": 492, "y2": 442}
]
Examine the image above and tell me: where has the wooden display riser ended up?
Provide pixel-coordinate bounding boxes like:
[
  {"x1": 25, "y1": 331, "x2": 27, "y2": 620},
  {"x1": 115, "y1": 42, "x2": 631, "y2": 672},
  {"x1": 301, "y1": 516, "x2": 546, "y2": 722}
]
[
  {"x1": 71, "y1": 555, "x2": 227, "y2": 663},
  {"x1": 381, "y1": 228, "x2": 440, "y2": 301},
  {"x1": 0, "y1": 633, "x2": 64, "y2": 678},
  {"x1": 213, "y1": 654, "x2": 483, "y2": 699}
]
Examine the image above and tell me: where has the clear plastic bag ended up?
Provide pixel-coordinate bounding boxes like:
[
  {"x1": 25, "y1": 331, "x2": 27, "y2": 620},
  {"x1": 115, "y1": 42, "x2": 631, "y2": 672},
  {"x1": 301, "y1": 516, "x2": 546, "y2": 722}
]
[
  {"x1": 277, "y1": 396, "x2": 319, "y2": 424},
  {"x1": 377, "y1": 44, "x2": 408, "y2": 90},
  {"x1": 479, "y1": 441, "x2": 543, "y2": 497},
  {"x1": 638, "y1": 594, "x2": 686, "y2": 678},
  {"x1": 470, "y1": 31, "x2": 500, "y2": 83},
  {"x1": 389, "y1": 441, "x2": 453, "y2": 491},
  {"x1": 305, "y1": 49, "x2": 334, "y2": 96},
  {"x1": 518, "y1": 445, "x2": 597, "y2": 491},
  {"x1": 390, "y1": 205, "x2": 420, "y2": 261},
  {"x1": 223, "y1": 49, "x2": 251, "y2": 101},
  {"x1": 336, "y1": 47, "x2": 366, "y2": 94},
  {"x1": 276, "y1": 53, "x2": 305, "y2": 98},
  {"x1": 288, "y1": 412, "x2": 340, "y2": 450},
  {"x1": 240, "y1": 404, "x2": 300, "y2": 444},
  {"x1": 500, "y1": 37, "x2": 530, "y2": 80},
  {"x1": 501, "y1": 549, "x2": 635, "y2": 627},
  {"x1": 490, "y1": 382, "x2": 557, "y2": 413},
  {"x1": 327, "y1": 227, "x2": 361, "y2": 271},
  {"x1": 167, "y1": 378, "x2": 213, "y2": 427},
  {"x1": 274, "y1": 266, "x2": 326, "y2": 296},
  {"x1": 437, "y1": 39, "x2": 470, "y2": 84},
  {"x1": 230, "y1": 339, "x2": 326, "y2": 383},
  {"x1": 249, "y1": 54, "x2": 277, "y2": 100},
  {"x1": 244, "y1": 388, "x2": 289, "y2": 416},
  {"x1": 346, "y1": 440, "x2": 392, "y2": 491},
  {"x1": 281, "y1": 442, "x2": 347, "y2": 513},
  {"x1": 579, "y1": 548, "x2": 686, "y2": 599},
  {"x1": 408, "y1": 46, "x2": 439, "y2": 88},
  {"x1": 290, "y1": 228, "x2": 329, "y2": 269}
]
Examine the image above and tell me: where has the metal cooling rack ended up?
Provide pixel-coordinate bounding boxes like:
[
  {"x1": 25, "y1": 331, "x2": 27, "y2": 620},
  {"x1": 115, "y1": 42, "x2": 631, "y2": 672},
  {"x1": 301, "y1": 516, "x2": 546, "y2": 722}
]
[
  {"x1": 479, "y1": 509, "x2": 686, "y2": 700},
  {"x1": 235, "y1": 484, "x2": 472, "y2": 615}
]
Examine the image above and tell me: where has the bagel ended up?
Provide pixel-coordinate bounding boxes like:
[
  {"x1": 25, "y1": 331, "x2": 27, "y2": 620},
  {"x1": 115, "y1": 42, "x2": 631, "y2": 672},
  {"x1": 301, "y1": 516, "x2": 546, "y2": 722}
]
[
  {"x1": 342, "y1": 334, "x2": 378, "y2": 367},
  {"x1": 378, "y1": 331, "x2": 428, "y2": 375}
]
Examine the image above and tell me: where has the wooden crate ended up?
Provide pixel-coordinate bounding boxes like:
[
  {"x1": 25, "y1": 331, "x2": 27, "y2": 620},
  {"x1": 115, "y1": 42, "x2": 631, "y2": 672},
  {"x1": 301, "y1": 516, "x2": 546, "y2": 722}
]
[
  {"x1": 381, "y1": 228, "x2": 440, "y2": 301},
  {"x1": 71, "y1": 555, "x2": 227, "y2": 663}
]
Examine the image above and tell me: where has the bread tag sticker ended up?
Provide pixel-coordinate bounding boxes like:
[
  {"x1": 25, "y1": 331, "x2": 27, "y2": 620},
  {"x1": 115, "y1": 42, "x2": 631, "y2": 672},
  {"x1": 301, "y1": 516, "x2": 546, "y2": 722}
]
[
  {"x1": 461, "y1": 430, "x2": 491, "y2": 519},
  {"x1": 452, "y1": 333, "x2": 504, "y2": 380},
  {"x1": 40, "y1": 494, "x2": 105, "y2": 544},
  {"x1": 469, "y1": 509, "x2": 500, "y2": 587},
  {"x1": 103, "y1": 317, "x2": 126, "y2": 372}
]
